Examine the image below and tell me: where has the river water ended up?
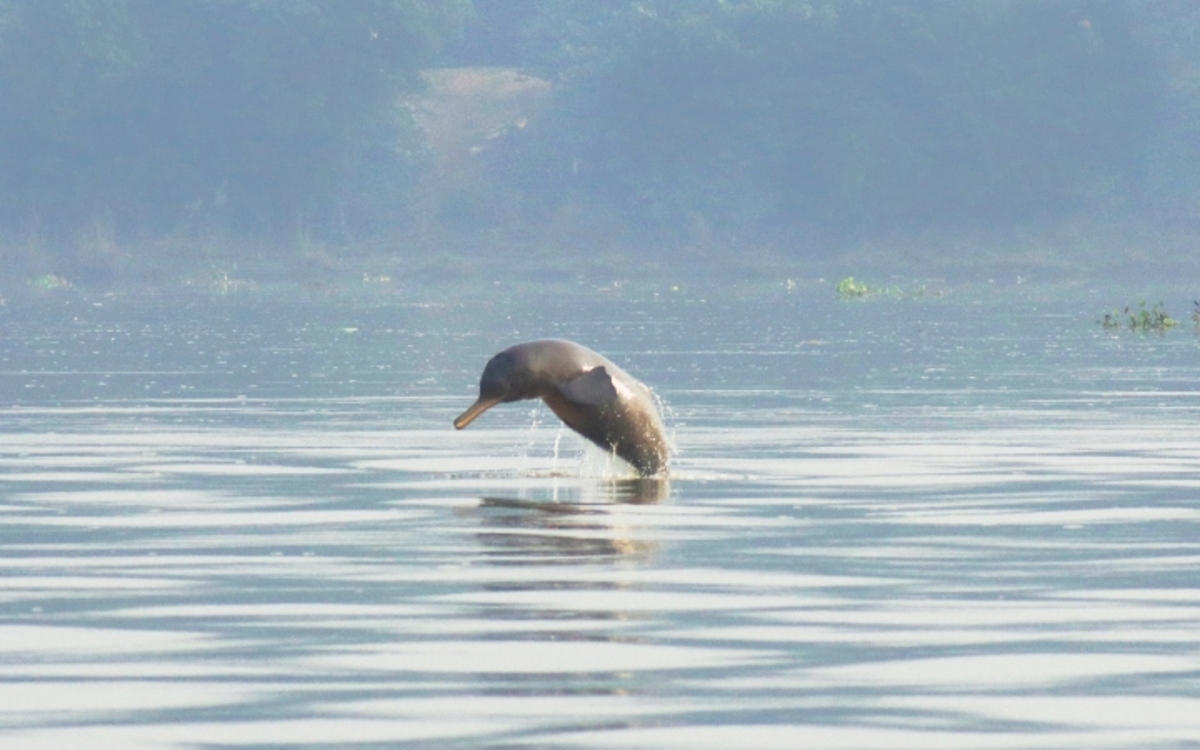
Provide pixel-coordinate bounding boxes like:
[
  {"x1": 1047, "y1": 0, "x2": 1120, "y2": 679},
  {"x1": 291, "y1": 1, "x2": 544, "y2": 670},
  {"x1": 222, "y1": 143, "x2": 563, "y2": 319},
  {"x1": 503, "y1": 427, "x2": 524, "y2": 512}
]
[{"x1": 2, "y1": 280, "x2": 1199, "y2": 748}]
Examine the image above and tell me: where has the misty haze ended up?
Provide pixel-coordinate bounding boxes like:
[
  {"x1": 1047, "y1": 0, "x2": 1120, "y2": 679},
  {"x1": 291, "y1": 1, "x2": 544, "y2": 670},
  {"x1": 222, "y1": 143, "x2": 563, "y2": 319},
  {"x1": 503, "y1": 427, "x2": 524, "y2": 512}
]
[{"x1": 2, "y1": 2, "x2": 1200, "y2": 748}]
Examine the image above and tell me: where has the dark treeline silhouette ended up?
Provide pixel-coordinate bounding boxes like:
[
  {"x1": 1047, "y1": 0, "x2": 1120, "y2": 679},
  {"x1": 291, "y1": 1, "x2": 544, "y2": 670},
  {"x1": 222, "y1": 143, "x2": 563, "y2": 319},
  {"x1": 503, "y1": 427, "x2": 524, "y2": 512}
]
[
  {"x1": 490, "y1": 2, "x2": 1147, "y2": 252},
  {"x1": 0, "y1": 0, "x2": 469, "y2": 278},
  {"x1": 530, "y1": 2, "x2": 1152, "y2": 230},
  {"x1": 1, "y1": 0, "x2": 1198, "y2": 282}
]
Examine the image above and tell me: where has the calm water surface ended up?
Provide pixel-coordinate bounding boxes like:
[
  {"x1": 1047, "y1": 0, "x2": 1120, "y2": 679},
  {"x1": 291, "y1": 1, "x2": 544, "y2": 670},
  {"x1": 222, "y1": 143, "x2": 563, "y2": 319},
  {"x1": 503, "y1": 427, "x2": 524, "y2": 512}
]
[{"x1": 2, "y1": 281, "x2": 1199, "y2": 749}]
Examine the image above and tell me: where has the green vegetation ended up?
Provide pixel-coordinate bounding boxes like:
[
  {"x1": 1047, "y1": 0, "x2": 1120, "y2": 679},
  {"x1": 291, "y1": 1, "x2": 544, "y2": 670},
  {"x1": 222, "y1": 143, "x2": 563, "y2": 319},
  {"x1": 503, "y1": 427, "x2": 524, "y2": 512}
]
[
  {"x1": 510, "y1": 1, "x2": 1159, "y2": 245},
  {"x1": 836, "y1": 277, "x2": 879, "y2": 299},
  {"x1": 1, "y1": 1, "x2": 1199, "y2": 286},
  {"x1": 835, "y1": 276, "x2": 944, "y2": 300},
  {"x1": 1100, "y1": 301, "x2": 1179, "y2": 332},
  {"x1": 29, "y1": 274, "x2": 72, "y2": 291},
  {"x1": 0, "y1": 1, "x2": 469, "y2": 265}
]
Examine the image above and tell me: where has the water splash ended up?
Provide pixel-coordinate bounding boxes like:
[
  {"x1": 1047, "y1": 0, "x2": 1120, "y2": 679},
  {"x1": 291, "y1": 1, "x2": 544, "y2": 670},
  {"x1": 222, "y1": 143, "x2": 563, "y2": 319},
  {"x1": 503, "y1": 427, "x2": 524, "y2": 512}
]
[
  {"x1": 652, "y1": 388, "x2": 680, "y2": 464},
  {"x1": 551, "y1": 429, "x2": 563, "y2": 470}
]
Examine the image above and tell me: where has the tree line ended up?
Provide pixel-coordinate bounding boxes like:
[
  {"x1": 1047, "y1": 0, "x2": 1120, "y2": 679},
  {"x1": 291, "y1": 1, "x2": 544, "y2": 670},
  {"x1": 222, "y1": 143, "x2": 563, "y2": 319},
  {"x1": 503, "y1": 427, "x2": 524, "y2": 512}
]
[{"x1": 1, "y1": 0, "x2": 1196, "y2": 278}]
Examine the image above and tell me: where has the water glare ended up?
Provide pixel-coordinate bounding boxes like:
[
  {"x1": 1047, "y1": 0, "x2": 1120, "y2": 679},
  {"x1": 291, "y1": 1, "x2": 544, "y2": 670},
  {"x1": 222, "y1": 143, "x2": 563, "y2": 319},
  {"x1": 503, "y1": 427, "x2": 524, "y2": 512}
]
[{"x1": 2, "y1": 285, "x2": 1199, "y2": 748}]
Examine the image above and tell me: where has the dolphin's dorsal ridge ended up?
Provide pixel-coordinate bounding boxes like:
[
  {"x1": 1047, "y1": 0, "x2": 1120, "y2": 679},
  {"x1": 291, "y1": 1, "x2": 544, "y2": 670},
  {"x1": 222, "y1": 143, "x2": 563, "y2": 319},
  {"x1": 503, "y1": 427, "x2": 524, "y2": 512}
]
[{"x1": 556, "y1": 367, "x2": 619, "y2": 407}]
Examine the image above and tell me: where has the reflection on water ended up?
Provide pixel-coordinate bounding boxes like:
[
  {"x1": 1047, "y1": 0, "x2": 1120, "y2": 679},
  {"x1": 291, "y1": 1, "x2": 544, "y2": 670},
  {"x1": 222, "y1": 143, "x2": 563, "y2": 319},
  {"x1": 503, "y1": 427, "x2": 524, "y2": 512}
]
[
  {"x1": 2, "y1": 287, "x2": 1200, "y2": 748},
  {"x1": 474, "y1": 479, "x2": 668, "y2": 563}
]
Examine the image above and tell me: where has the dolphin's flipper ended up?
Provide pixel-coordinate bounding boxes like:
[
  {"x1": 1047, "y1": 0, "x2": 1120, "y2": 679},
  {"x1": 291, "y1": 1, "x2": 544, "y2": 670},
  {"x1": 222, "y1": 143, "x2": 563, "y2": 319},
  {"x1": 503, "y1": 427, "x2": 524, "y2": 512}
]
[{"x1": 556, "y1": 367, "x2": 619, "y2": 407}]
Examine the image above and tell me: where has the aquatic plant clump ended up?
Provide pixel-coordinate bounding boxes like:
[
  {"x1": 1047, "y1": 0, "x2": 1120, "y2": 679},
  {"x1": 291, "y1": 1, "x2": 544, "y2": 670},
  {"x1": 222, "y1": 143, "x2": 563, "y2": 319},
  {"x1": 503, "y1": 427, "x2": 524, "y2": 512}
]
[
  {"x1": 836, "y1": 276, "x2": 874, "y2": 298},
  {"x1": 29, "y1": 274, "x2": 72, "y2": 290},
  {"x1": 1099, "y1": 301, "x2": 1178, "y2": 333},
  {"x1": 835, "y1": 276, "x2": 941, "y2": 300}
]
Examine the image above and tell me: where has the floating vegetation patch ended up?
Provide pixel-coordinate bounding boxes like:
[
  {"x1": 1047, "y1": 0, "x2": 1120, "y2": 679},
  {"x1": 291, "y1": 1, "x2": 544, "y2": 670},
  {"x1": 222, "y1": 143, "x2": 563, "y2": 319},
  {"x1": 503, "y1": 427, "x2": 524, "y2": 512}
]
[
  {"x1": 835, "y1": 276, "x2": 942, "y2": 300},
  {"x1": 836, "y1": 276, "x2": 876, "y2": 298},
  {"x1": 1099, "y1": 301, "x2": 1178, "y2": 333},
  {"x1": 29, "y1": 274, "x2": 72, "y2": 291}
]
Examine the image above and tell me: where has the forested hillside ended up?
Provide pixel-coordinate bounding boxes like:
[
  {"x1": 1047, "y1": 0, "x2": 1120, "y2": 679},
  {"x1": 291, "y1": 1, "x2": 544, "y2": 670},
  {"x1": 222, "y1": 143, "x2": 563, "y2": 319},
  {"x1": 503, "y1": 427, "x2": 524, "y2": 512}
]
[{"x1": 1, "y1": 1, "x2": 1197, "y2": 284}]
